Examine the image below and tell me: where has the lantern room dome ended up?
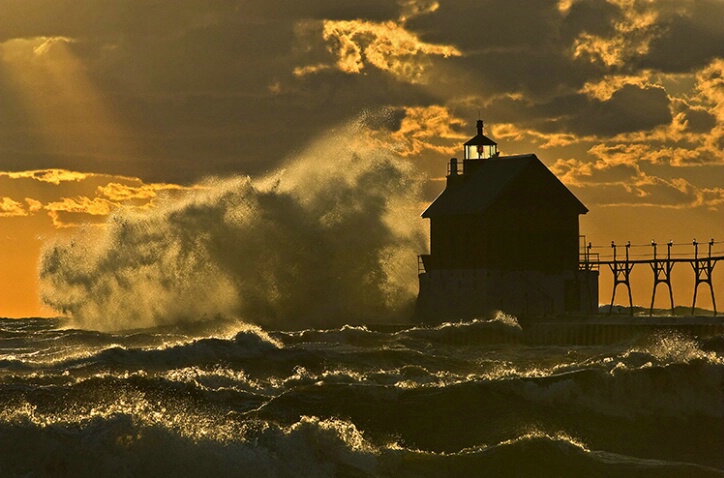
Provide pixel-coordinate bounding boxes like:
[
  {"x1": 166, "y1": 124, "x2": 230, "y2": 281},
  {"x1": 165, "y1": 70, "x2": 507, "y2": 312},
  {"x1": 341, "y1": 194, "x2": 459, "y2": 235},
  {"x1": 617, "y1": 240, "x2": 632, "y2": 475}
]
[{"x1": 463, "y1": 119, "x2": 498, "y2": 160}]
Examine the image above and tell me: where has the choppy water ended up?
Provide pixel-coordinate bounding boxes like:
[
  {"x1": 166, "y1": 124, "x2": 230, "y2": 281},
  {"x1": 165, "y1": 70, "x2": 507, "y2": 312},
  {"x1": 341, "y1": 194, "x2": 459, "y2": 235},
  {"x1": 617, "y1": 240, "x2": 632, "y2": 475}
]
[{"x1": 1, "y1": 315, "x2": 723, "y2": 477}]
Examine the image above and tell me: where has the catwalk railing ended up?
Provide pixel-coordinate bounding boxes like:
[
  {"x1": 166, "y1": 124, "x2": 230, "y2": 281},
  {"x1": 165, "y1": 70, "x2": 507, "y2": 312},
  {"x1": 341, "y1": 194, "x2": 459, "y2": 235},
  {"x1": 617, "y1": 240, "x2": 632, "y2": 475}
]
[{"x1": 579, "y1": 237, "x2": 724, "y2": 316}]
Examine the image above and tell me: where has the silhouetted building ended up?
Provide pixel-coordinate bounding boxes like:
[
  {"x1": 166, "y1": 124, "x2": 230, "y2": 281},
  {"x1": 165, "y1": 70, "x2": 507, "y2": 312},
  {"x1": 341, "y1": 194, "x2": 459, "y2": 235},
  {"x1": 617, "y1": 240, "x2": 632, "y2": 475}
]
[{"x1": 415, "y1": 121, "x2": 598, "y2": 323}]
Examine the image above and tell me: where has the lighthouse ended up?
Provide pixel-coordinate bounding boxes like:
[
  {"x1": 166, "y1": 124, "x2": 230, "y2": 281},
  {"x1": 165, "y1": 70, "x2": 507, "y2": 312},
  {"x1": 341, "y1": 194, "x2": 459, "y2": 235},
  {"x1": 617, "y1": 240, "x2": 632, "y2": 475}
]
[{"x1": 414, "y1": 121, "x2": 598, "y2": 323}]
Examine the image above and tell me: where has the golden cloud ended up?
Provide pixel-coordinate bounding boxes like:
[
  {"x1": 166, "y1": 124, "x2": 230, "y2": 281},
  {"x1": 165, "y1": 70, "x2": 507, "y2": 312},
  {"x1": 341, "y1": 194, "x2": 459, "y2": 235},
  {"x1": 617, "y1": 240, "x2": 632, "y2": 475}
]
[
  {"x1": 550, "y1": 158, "x2": 593, "y2": 186},
  {"x1": 298, "y1": 19, "x2": 460, "y2": 84},
  {"x1": 0, "y1": 169, "x2": 196, "y2": 228},
  {"x1": 387, "y1": 106, "x2": 466, "y2": 156},
  {"x1": 579, "y1": 73, "x2": 652, "y2": 101},
  {"x1": 292, "y1": 63, "x2": 332, "y2": 77},
  {"x1": 25, "y1": 198, "x2": 44, "y2": 213},
  {"x1": 0, "y1": 197, "x2": 27, "y2": 217},
  {"x1": 572, "y1": 1, "x2": 659, "y2": 67},
  {"x1": 557, "y1": 0, "x2": 576, "y2": 14},
  {"x1": 542, "y1": 62, "x2": 723, "y2": 168},
  {"x1": 592, "y1": 132, "x2": 724, "y2": 168},
  {"x1": 96, "y1": 182, "x2": 191, "y2": 202},
  {"x1": 600, "y1": 141, "x2": 709, "y2": 167},
  {"x1": 695, "y1": 59, "x2": 724, "y2": 120},
  {"x1": 701, "y1": 187, "x2": 724, "y2": 210},
  {"x1": 553, "y1": 148, "x2": 722, "y2": 210},
  {"x1": 490, "y1": 122, "x2": 527, "y2": 143},
  {"x1": 0, "y1": 36, "x2": 74, "y2": 63},
  {"x1": 0, "y1": 169, "x2": 89, "y2": 185},
  {"x1": 44, "y1": 196, "x2": 117, "y2": 216},
  {"x1": 398, "y1": 0, "x2": 440, "y2": 22},
  {"x1": 572, "y1": 173, "x2": 716, "y2": 209},
  {"x1": 589, "y1": 143, "x2": 653, "y2": 169},
  {"x1": 493, "y1": 122, "x2": 587, "y2": 149}
]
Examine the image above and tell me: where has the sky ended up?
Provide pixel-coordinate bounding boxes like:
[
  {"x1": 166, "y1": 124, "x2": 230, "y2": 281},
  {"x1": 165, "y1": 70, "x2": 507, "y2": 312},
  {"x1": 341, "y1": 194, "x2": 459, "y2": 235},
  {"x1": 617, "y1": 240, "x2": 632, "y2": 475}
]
[{"x1": 1, "y1": 0, "x2": 724, "y2": 318}]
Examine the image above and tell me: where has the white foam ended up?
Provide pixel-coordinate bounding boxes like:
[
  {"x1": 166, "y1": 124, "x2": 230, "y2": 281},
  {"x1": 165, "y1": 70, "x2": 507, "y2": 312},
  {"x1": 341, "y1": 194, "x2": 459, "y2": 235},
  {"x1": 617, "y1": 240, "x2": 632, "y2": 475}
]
[{"x1": 39, "y1": 118, "x2": 427, "y2": 332}]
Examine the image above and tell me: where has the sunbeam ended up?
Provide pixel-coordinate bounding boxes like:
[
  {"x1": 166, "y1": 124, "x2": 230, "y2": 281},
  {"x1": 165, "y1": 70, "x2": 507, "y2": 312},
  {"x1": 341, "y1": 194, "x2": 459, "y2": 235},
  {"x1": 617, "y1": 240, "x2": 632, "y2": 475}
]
[{"x1": 0, "y1": 36, "x2": 136, "y2": 167}]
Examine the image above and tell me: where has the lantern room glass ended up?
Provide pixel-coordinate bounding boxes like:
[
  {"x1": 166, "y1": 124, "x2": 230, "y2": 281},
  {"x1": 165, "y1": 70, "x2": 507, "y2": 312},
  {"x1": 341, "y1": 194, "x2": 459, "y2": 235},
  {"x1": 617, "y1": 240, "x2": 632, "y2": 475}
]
[{"x1": 464, "y1": 143, "x2": 497, "y2": 160}]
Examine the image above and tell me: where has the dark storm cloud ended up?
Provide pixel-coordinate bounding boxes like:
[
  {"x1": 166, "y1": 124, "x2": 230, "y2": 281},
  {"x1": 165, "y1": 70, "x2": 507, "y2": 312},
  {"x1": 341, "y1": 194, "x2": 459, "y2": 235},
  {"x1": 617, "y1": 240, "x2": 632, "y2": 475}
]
[
  {"x1": 407, "y1": 0, "x2": 561, "y2": 52},
  {"x1": 0, "y1": 0, "x2": 723, "y2": 186},
  {"x1": 565, "y1": 85, "x2": 673, "y2": 136},
  {"x1": 447, "y1": 49, "x2": 602, "y2": 102},
  {"x1": 0, "y1": 0, "x2": 215, "y2": 41},
  {"x1": 0, "y1": 0, "x2": 437, "y2": 183},
  {"x1": 240, "y1": 0, "x2": 401, "y2": 21},
  {"x1": 0, "y1": 58, "x2": 36, "y2": 124},
  {"x1": 0, "y1": 0, "x2": 400, "y2": 41},
  {"x1": 81, "y1": 21, "x2": 296, "y2": 96},
  {"x1": 637, "y1": 0, "x2": 724, "y2": 73},
  {"x1": 559, "y1": 0, "x2": 620, "y2": 40},
  {"x1": 405, "y1": 0, "x2": 720, "y2": 136},
  {"x1": 406, "y1": 0, "x2": 613, "y2": 99},
  {"x1": 96, "y1": 70, "x2": 436, "y2": 182},
  {"x1": 682, "y1": 107, "x2": 717, "y2": 134},
  {"x1": 483, "y1": 84, "x2": 672, "y2": 137}
]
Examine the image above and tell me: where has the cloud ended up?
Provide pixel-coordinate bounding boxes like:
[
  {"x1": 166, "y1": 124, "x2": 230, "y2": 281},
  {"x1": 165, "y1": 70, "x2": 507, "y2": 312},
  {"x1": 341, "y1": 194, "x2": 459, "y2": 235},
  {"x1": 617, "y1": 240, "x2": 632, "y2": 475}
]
[
  {"x1": 568, "y1": 169, "x2": 722, "y2": 210},
  {"x1": 294, "y1": 19, "x2": 460, "y2": 84},
  {"x1": 0, "y1": 0, "x2": 722, "y2": 208},
  {"x1": 570, "y1": 84, "x2": 673, "y2": 136},
  {"x1": 96, "y1": 182, "x2": 194, "y2": 202},
  {"x1": 559, "y1": 0, "x2": 620, "y2": 38},
  {"x1": 579, "y1": 73, "x2": 651, "y2": 101},
  {"x1": 571, "y1": 0, "x2": 660, "y2": 67},
  {"x1": 407, "y1": 0, "x2": 561, "y2": 52},
  {"x1": 695, "y1": 59, "x2": 724, "y2": 120},
  {"x1": 567, "y1": 59, "x2": 724, "y2": 169},
  {"x1": 551, "y1": 143, "x2": 724, "y2": 210},
  {"x1": 238, "y1": 0, "x2": 404, "y2": 22},
  {"x1": 385, "y1": 105, "x2": 466, "y2": 157},
  {"x1": 701, "y1": 187, "x2": 724, "y2": 210},
  {"x1": 44, "y1": 197, "x2": 116, "y2": 216},
  {"x1": 44, "y1": 197, "x2": 118, "y2": 228},
  {"x1": 0, "y1": 197, "x2": 27, "y2": 217},
  {"x1": 589, "y1": 143, "x2": 684, "y2": 169},
  {"x1": 550, "y1": 158, "x2": 594, "y2": 186},
  {"x1": 482, "y1": 84, "x2": 671, "y2": 139},
  {"x1": 637, "y1": 0, "x2": 724, "y2": 73},
  {"x1": 681, "y1": 106, "x2": 717, "y2": 134},
  {"x1": 0, "y1": 169, "x2": 88, "y2": 185},
  {"x1": 0, "y1": 169, "x2": 195, "y2": 227},
  {"x1": 25, "y1": 198, "x2": 43, "y2": 213}
]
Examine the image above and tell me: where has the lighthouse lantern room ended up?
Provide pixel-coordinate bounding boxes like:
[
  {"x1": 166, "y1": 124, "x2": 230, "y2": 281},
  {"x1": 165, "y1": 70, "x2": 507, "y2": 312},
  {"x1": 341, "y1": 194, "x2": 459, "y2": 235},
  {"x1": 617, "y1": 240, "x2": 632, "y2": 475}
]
[{"x1": 463, "y1": 120, "x2": 498, "y2": 160}]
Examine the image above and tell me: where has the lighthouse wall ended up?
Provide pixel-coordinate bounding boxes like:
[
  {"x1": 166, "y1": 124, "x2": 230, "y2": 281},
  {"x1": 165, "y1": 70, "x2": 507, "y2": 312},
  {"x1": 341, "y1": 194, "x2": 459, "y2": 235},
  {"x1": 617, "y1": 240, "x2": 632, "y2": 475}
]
[{"x1": 414, "y1": 268, "x2": 598, "y2": 324}]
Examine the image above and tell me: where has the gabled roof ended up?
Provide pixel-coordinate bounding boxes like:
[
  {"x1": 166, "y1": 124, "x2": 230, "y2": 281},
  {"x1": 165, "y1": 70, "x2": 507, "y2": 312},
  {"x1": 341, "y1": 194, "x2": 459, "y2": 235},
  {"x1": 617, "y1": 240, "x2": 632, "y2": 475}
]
[
  {"x1": 464, "y1": 133, "x2": 497, "y2": 146},
  {"x1": 465, "y1": 119, "x2": 497, "y2": 146},
  {"x1": 421, "y1": 154, "x2": 588, "y2": 218}
]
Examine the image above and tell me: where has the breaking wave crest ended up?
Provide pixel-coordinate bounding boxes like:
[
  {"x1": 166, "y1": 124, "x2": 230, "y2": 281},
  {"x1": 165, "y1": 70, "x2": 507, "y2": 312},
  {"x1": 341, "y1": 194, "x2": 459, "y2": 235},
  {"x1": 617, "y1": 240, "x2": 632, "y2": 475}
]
[
  {"x1": 39, "y1": 119, "x2": 426, "y2": 331},
  {"x1": 1, "y1": 411, "x2": 720, "y2": 478},
  {"x1": 0, "y1": 411, "x2": 380, "y2": 478}
]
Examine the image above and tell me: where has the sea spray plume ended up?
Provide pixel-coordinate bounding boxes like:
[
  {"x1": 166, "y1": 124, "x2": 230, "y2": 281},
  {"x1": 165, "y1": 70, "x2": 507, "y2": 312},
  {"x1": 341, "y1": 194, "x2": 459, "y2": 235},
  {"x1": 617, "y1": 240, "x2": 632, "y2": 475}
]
[{"x1": 39, "y1": 120, "x2": 427, "y2": 331}]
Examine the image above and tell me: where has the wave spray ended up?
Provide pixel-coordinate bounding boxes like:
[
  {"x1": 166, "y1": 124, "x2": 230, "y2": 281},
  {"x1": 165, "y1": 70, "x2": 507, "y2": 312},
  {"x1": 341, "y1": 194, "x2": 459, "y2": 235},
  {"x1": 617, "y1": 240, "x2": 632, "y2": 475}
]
[{"x1": 39, "y1": 118, "x2": 427, "y2": 331}]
